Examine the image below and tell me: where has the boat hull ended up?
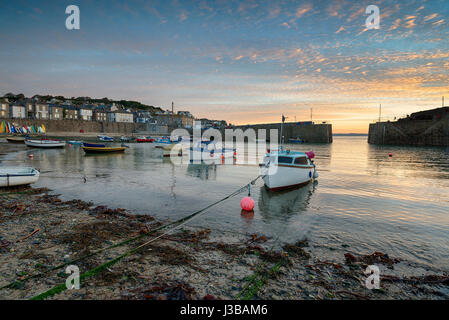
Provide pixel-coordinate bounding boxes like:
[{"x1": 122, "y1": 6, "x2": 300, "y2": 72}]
[
  {"x1": 6, "y1": 137, "x2": 25, "y2": 143},
  {"x1": 25, "y1": 140, "x2": 66, "y2": 148},
  {"x1": 0, "y1": 167, "x2": 40, "y2": 187},
  {"x1": 82, "y1": 146, "x2": 126, "y2": 153},
  {"x1": 262, "y1": 164, "x2": 314, "y2": 191}
]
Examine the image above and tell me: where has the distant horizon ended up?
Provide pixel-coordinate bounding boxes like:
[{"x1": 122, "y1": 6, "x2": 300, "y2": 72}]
[{"x1": 1, "y1": 0, "x2": 448, "y2": 134}]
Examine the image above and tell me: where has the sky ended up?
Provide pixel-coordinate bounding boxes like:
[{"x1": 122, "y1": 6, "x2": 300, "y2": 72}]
[{"x1": 1, "y1": 0, "x2": 449, "y2": 133}]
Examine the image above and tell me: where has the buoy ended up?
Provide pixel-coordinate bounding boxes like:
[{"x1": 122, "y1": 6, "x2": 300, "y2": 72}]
[
  {"x1": 389, "y1": 153, "x2": 393, "y2": 157},
  {"x1": 29, "y1": 154, "x2": 34, "y2": 159},
  {"x1": 240, "y1": 196, "x2": 255, "y2": 211}
]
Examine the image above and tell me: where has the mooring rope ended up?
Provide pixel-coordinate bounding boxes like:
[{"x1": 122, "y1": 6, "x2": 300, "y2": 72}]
[{"x1": 0, "y1": 175, "x2": 263, "y2": 297}]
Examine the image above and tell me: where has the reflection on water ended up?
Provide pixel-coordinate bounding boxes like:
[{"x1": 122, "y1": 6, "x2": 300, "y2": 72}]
[
  {"x1": 258, "y1": 181, "x2": 316, "y2": 223},
  {"x1": 1, "y1": 137, "x2": 449, "y2": 274},
  {"x1": 186, "y1": 163, "x2": 217, "y2": 181}
]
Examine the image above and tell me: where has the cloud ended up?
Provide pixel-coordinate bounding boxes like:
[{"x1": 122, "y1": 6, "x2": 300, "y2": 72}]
[
  {"x1": 335, "y1": 26, "x2": 345, "y2": 34},
  {"x1": 295, "y1": 3, "x2": 312, "y2": 18}
]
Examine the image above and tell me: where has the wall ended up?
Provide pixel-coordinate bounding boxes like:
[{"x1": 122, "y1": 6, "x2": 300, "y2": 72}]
[
  {"x1": 368, "y1": 115, "x2": 449, "y2": 146},
  {"x1": 231, "y1": 122, "x2": 333, "y2": 143}
]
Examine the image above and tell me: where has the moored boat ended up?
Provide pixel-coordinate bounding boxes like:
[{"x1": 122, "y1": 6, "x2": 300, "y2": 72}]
[
  {"x1": 260, "y1": 148, "x2": 318, "y2": 191},
  {"x1": 82, "y1": 145, "x2": 126, "y2": 154},
  {"x1": 136, "y1": 136, "x2": 155, "y2": 143},
  {"x1": 0, "y1": 167, "x2": 40, "y2": 187},
  {"x1": 68, "y1": 140, "x2": 83, "y2": 146},
  {"x1": 97, "y1": 135, "x2": 114, "y2": 142},
  {"x1": 288, "y1": 137, "x2": 304, "y2": 143},
  {"x1": 6, "y1": 136, "x2": 25, "y2": 143},
  {"x1": 25, "y1": 139, "x2": 66, "y2": 148},
  {"x1": 189, "y1": 140, "x2": 235, "y2": 162}
]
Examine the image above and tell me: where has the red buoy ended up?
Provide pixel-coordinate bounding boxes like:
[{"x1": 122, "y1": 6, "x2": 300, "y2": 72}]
[
  {"x1": 389, "y1": 153, "x2": 393, "y2": 157},
  {"x1": 240, "y1": 196, "x2": 255, "y2": 211}
]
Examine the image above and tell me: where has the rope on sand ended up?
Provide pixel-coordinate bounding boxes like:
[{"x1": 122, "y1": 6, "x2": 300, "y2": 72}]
[{"x1": 29, "y1": 175, "x2": 264, "y2": 300}]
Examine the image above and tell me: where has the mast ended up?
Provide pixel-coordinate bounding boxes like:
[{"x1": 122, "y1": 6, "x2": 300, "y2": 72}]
[
  {"x1": 280, "y1": 114, "x2": 285, "y2": 148},
  {"x1": 379, "y1": 104, "x2": 382, "y2": 122},
  {"x1": 171, "y1": 101, "x2": 174, "y2": 132}
]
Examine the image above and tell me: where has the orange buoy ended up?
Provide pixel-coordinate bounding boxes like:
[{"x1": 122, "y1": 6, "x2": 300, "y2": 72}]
[{"x1": 240, "y1": 196, "x2": 255, "y2": 211}]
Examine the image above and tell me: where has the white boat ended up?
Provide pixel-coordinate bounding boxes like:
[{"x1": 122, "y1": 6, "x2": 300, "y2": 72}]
[
  {"x1": 0, "y1": 167, "x2": 40, "y2": 187},
  {"x1": 189, "y1": 140, "x2": 235, "y2": 162},
  {"x1": 25, "y1": 139, "x2": 66, "y2": 148},
  {"x1": 260, "y1": 148, "x2": 318, "y2": 191},
  {"x1": 98, "y1": 135, "x2": 114, "y2": 142}
]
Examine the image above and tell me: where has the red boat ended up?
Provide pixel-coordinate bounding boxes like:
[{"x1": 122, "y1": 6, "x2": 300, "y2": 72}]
[{"x1": 136, "y1": 136, "x2": 155, "y2": 143}]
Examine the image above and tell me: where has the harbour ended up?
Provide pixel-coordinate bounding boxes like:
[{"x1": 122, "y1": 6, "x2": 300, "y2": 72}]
[{"x1": 1, "y1": 135, "x2": 448, "y2": 299}]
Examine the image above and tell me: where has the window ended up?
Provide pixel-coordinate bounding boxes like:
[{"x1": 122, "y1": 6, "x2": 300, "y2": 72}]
[
  {"x1": 294, "y1": 157, "x2": 309, "y2": 165},
  {"x1": 278, "y1": 156, "x2": 293, "y2": 164}
]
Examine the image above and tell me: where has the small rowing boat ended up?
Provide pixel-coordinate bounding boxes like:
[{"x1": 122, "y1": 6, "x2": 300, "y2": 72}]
[
  {"x1": 288, "y1": 137, "x2": 304, "y2": 143},
  {"x1": 25, "y1": 139, "x2": 66, "y2": 148},
  {"x1": 68, "y1": 140, "x2": 83, "y2": 146},
  {"x1": 82, "y1": 145, "x2": 126, "y2": 154},
  {"x1": 98, "y1": 135, "x2": 114, "y2": 142},
  {"x1": 0, "y1": 167, "x2": 40, "y2": 187},
  {"x1": 6, "y1": 136, "x2": 25, "y2": 143}
]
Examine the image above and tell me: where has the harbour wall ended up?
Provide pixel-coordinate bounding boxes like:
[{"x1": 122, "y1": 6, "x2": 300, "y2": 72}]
[
  {"x1": 0, "y1": 118, "x2": 168, "y2": 135},
  {"x1": 368, "y1": 115, "x2": 449, "y2": 146},
  {"x1": 230, "y1": 122, "x2": 333, "y2": 143}
]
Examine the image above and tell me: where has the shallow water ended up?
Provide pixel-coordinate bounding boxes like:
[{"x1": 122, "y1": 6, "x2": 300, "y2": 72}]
[{"x1": 2, "y1": 136, "x2": 449, "y2": 274}]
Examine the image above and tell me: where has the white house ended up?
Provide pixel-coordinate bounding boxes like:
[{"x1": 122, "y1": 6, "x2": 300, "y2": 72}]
[
  {"x1": 35, "y1": 103, "x2": 49, "y2": 119},
  {"x1": 78, "y1": 108, "x2": 93, "y2": 121},
  {"x1": 108, "y1": 111, "x2": 134, "y2": 123},
  {"x1": 10, "y1": 105, "x2": 26, "y2": 119}
]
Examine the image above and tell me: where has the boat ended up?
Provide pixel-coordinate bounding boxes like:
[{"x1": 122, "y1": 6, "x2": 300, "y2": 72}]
[
  {"x1": 0, "y1": 167, "x2": 40, "y2": 187},
  {"x1": 25, "y1": 139, "x2": 66, "y2": 148},
  {"x1": 82, "y1": 145, "x2": 126, "y2": 154},
  {"x1": 154, "y1": 136, "x2": 173, "y2": 148},
  {"x1": 68, "y1": 140, "x2": 83, "y2": 145},
  {"x1": 288, "y1": 137, "x2": 304, "y2": 143},
  {"x1": 97, "y1": 135, "x2": 114, "y2": 142},
  {"x1": 136, "y1": 136, "x2": 155, "y2": 143},
  {"x1": 6, "y1": 136, "x2": 25, "y2": 143},
  {"x1": 162, "y1": 143, "x2": 183, "y2": 157},
  {"x1": 189, "y1": 140, "x2": 235, "y2": 162},
  {"x1": 259, "y1": 115, "x2": 318, "y2": 191},
  {"x1": 83, "y1": 142, "x2": 106, "y2": 147}
]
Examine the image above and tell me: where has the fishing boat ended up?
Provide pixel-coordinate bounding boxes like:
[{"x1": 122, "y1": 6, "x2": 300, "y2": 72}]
[
  {"x1": 82, "y1": 142, "x2": 126, "y2": 154},
  {"x1": 259, "y1": 115, "x2": 318, "y2": 191},
  {"x1": 288, "y1": 137, "x2": 304, "y2": 143},
  {"x1": 136, "y1": 136, "x2": 155, "y2": 143},
  {"x1": 6, "y1": 136, "x2": 25, "y2": 143},
  {"x1": 260, "y1": 148, "x2": 317, "y2": 191},
  {"x1": 0, "y1": 167, "x2": 40, "y2": 187},
  {"x1": 97, "y1": 135, "x2": 114, "y2": 142},
  {"x1": 189, "y1": 140, "x2": 235, "y2": 162},
  {"x1": 25, "y1": 139, "x2": 66, "y2": 148}
]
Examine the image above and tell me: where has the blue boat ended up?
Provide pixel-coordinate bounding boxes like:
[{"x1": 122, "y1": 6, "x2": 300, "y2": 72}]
[
  {"x1": 288, "y1": 137, "x2": 304, "y2": 143},
  {"x1": 83, "y1": 142, "x2": 106, "y2": 148},
  {"x1": 97, "y1": 135, "x2": 114, "y2": 142}
]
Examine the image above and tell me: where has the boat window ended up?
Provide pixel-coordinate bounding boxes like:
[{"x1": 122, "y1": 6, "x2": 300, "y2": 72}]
[
  {"x1": 294, "y1": 157, "x2": 308, "y2": 165},
  {"x1": 277, "y1": 156, "x2": 293, "y2": 164}
]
